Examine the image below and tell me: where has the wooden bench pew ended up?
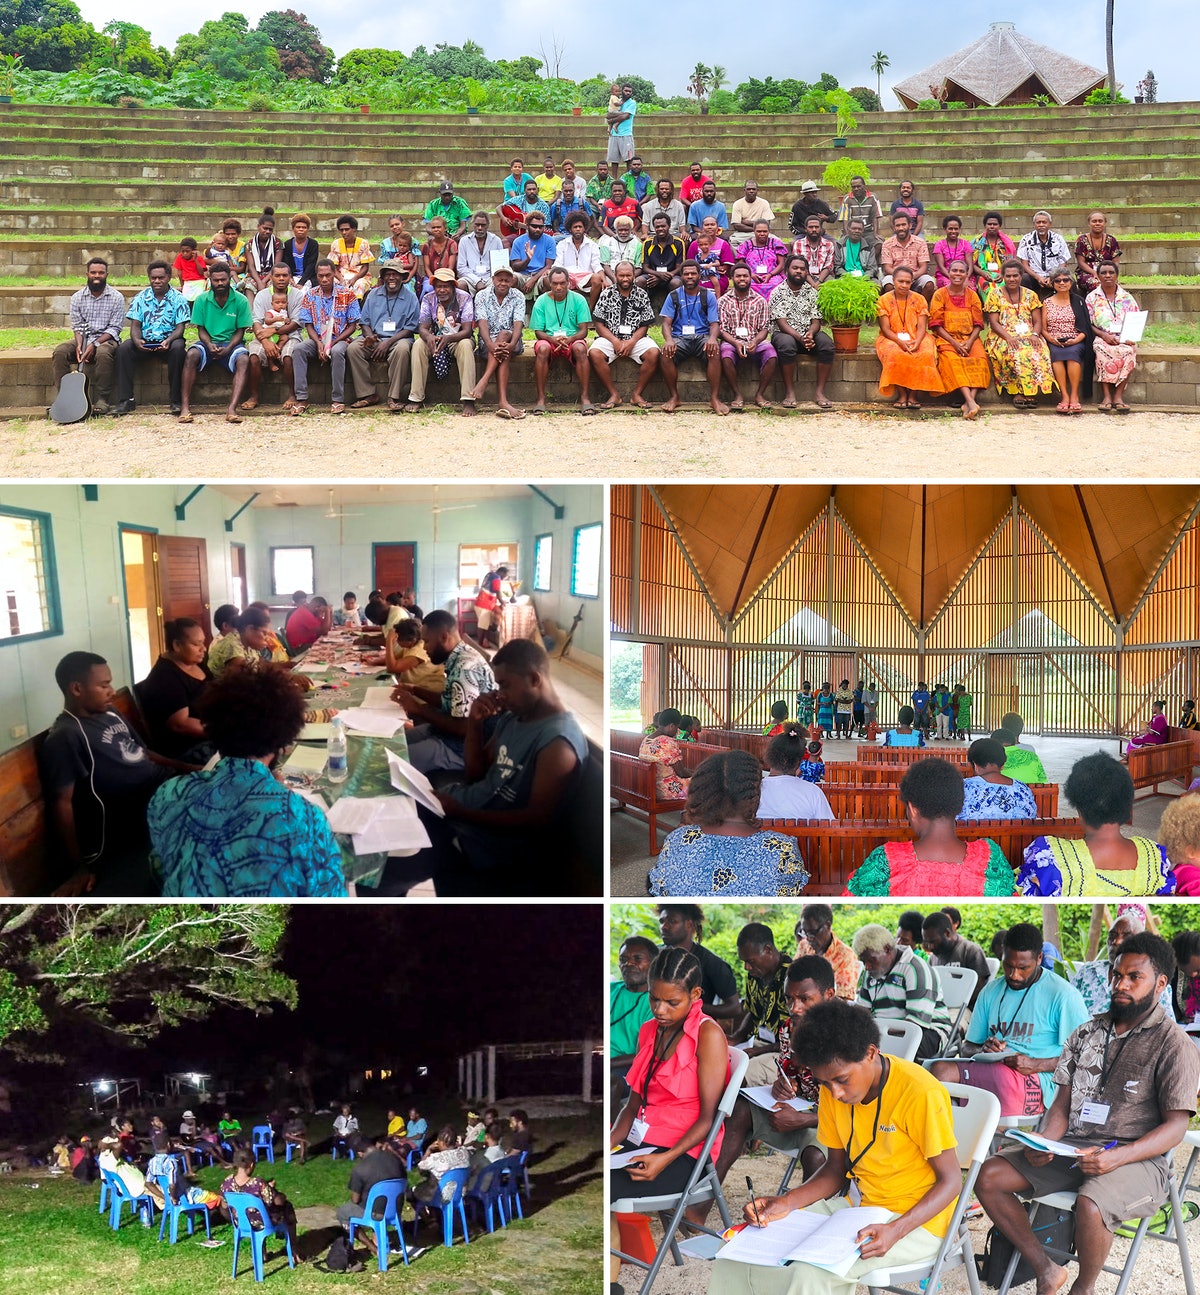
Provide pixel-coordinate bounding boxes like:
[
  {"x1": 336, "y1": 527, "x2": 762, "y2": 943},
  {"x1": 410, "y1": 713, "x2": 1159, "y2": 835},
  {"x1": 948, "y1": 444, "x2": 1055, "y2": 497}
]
[
  {"x1": 697, "y1": 728, "x2": 770, "y2": 759},
  {"x1": 820, "y1": 782, "x2": 1059, "y2": 821},
  {"x1": 610, "y1": 752, "x2": 685, "y2": 855},
  {"x1": 856, "y1": 744, "x2": 971, "y2": 764},
  {"x1": 1167, "y1": 727, "x2": 1200, "y2": 783},
  {"x1": 1125, "y1": 739, "x2": 1195, "y2": 797},
  {"x1": 758, "y1": 816, "x2": 1086, "y2": 894}
]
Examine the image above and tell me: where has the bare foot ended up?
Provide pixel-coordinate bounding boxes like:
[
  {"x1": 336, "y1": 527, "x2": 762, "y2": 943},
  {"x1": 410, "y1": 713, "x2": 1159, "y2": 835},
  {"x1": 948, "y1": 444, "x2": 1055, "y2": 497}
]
[
  {"x1": 1036, "y1": 1264, "x2": 1070, "y2": 1295},
  {"x1": 600, "y1": 394, "x2": 621, "y2": 409},
  {"x1": 468, "y1": 383, "x2": 486, "y2": 401},
  {"x1": 461, "y1": 401, "x2": 477, "y2": 418},
  {"x1": 662, "y1": 395, "x2": 681, "y2": 412},
  {"x1": 711, "y1": 399, "x2": 730, "y2": 417}
]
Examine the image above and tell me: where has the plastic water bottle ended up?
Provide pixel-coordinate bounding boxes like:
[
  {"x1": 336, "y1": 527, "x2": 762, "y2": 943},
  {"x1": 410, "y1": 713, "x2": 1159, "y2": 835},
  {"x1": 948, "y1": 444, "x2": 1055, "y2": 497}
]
[{"x1": 327, "y1": 717, "x2": 348, "y2": 783}]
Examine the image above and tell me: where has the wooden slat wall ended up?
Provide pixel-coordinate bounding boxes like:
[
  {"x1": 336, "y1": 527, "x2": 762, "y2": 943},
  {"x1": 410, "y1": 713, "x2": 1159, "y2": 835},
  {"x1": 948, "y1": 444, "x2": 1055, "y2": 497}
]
[
  {"x1": 610, "y1": 483, "x2": 634, "y2": 635},
  {"x1": 1126, "y1": 512, "x2": 1200, "y2": 647}
]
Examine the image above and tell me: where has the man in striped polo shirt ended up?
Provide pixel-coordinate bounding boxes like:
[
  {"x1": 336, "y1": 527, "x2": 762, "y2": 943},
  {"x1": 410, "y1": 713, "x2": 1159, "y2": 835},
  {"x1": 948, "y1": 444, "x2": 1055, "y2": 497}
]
[{"x1": 853, "y1": 923, "x2": 952, "y2": 1060}]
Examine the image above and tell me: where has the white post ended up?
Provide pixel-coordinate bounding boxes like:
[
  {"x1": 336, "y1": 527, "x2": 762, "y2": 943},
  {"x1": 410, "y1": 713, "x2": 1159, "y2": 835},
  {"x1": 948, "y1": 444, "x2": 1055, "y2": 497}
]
[
  {"x1": 487, "y1": 1046, "x2": 496, "y2": 1106},
  {"x1": 466, "y1": 1053, "x2": 475, "y2": 1101},
  {"x1": 582, "y1": 1038, "x2": 593, "y2": 1102},
  {"x1": 458, "y1": 1055, "x2": 464, "y2": 1094},
  {"x1": 475, "y1": 1051, "x2": 484, "y2": 1101}
]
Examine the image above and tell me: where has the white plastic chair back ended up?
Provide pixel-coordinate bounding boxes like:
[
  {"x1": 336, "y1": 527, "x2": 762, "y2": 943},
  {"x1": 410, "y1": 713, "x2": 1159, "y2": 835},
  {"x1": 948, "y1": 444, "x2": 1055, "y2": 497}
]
[
  {"x1": 878, "y1": 1018, "x2": 923, "y2": 1061},
  {"x1": 942, "y1": 1081, "x2": 1001, "y2": 1169},
  {"x1": 934, "y1": 965, "x2": 978, "y2": 1010},
  {"x1": 985, "y1": 956, "x2": 1000, "y2": 979}
]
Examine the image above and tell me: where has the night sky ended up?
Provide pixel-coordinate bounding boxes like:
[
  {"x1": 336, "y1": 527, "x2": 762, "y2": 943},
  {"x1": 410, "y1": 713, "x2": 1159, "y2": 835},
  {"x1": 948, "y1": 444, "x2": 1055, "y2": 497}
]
[{"x1": 12, "y1": 904, "x2": 602, "y2": 1095}]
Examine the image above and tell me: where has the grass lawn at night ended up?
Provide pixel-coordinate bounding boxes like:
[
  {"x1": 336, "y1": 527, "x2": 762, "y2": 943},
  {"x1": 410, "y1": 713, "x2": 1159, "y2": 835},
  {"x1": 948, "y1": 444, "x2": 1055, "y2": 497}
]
[{"x1": 0, "y1": 1107, "x2": 603, "y2": 1295}]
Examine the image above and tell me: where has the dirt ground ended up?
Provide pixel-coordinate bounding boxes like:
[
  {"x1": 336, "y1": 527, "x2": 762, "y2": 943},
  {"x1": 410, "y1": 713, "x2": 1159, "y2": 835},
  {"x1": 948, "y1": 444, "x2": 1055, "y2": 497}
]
[{"x1": 0, "y1": 404, "x2": 1192, "y2": 479}]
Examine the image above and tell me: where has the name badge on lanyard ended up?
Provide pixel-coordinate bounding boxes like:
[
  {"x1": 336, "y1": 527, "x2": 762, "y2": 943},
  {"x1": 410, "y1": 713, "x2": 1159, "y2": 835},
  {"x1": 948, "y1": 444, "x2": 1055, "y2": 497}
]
[
  {"x1": 629, "y1": 1116, "x2": 650, "y2": 1145},
  {"x1": 1079, "y1": 1102, "x2": 1110, "y2": 1124}
]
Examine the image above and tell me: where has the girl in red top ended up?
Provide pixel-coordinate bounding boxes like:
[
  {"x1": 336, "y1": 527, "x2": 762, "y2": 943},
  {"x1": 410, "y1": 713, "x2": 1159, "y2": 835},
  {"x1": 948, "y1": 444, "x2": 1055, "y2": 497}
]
[{"x1": 609, "y1": 947, "x2": 729, "y2": 1282}]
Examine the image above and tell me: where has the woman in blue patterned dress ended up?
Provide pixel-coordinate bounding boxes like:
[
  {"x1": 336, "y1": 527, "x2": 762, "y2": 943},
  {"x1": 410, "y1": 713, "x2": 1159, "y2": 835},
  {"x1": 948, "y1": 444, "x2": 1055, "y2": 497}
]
[
  {"x1": 815, "y1": 682, "x2": 835, "y2": 738},
  {"x1": 958, "y1": 736, "x2": 1038, "y2": 820},
  {"x1": 149, "y1": 666, "x2": 347, "y2": 897},
  {"x1": 649, "y1": 749, "x2": 809, "y2": 897}
]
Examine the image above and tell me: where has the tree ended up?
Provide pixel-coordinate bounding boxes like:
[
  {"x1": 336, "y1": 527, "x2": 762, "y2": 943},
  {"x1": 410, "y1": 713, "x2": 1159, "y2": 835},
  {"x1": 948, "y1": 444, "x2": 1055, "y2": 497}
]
[
  {"x1": 871, "y1": 50, "x2": 890, "y2": 105},
  {"x1": 0, "y1": 905, "x2": 297, "y2": 1057},
  {"x1": 848, "y1": 85, "x2": 882, "y2": 114},
  {"x1": 256, "y1": 9, "x2": 332, "y2": 81},
  {"x1": 336, "y1": 47, "x2": 404, "y2": 82},
  {"x1": 494, "y1": 54, "x2": 542, "y2": 82},
  {"x1": 614, "y1": 72, "x2": 657, "y2": 106},
  {"x1": 103, "y1": 20, "x2": 167, "y2": 78},
  {"x1": 1105, "y1": 0, "x2": 1115, "y2": 99},
  {"x1": 0, "y1": 0, "x2": 101, "y2": 70},
  {"x1": 688, "y1": 62, "x2": 727, "y2": 115},
  {"x1": 172, "y1": 13, "x2": 278, "y2": 80}
]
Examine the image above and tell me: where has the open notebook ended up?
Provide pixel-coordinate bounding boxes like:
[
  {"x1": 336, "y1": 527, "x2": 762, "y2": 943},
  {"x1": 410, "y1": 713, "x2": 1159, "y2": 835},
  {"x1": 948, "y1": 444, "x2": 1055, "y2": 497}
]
[{"x1": 716, "y1": 1205, "x2": 892, "y2": 1274}]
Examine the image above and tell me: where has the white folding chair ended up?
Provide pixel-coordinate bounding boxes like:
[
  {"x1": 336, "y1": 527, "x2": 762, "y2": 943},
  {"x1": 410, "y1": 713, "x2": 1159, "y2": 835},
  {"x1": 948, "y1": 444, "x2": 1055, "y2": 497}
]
[
  {"x1": 863, "y1": 1082, "x2": 1000, "y2": 1294},
  {"x1": 933, "y1": 965, "x2": 978, "y2": 1057},
  {"x1": 985, "y1": 956, "x2": 1001, "y2": 980},
  {"x1": 878, "y1": 1018, "x2": 924, "y2": 1062},
  {"x1": 611, "y1": 1048, "x2": 749, "y2": 1295},
  {"x1": 1177, "y1": 1127, "x2": 1200, "y2": 1202},
  {"x1": 996, "y1": 1160, "x2": 1197, "y2": 1295}
]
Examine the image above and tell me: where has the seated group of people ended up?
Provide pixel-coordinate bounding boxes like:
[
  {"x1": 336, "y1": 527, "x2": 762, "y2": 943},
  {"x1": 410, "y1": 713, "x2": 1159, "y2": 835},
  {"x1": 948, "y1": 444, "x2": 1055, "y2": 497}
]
[
  {"x1": 54, "y1": 167, "x2": 1143, "y2": 421},
  {"x1": 610, "y1": 906, "x2": 1200, "y2": 1295},
  {"x1": 37, "y1": 591, "x2": 588, "y2": 899},
  {"x1": 639, "y1": 705, "x2": 1200, "y2": 899}
]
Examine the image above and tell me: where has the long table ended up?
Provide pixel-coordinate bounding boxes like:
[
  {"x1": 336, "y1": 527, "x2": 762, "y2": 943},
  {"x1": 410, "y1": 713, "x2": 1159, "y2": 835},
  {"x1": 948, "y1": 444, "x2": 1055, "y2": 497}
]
[{"x1": 290, "y1": 636, "x2": 418, "y2": 888}]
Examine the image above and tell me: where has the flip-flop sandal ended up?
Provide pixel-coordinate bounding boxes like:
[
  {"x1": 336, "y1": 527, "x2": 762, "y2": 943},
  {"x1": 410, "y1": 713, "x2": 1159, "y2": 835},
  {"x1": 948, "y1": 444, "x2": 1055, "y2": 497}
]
[
  {"x1": 530, "y1": 406, "x2": 548, "y2": 416},
  {"x1": 814, "y1": 398, "x2": 832, "y2": 409},
  {"x1": 330, "y1": 403, "x2": 346, "y2": 415},
  {"x1": 177, "y1": 413, "x2": 194, "y2": 423},
  {"x1": 1114, "y1": 403, "x2": 1131, "y2": 414},
  {"x1": 351, "y1": 397, "x2": 380, "y2": 409},
  {"x1": 907, "y1": 400, "x2": 921, "y2": 410},
  {"x1": 289, "y1": 403, "x2": 308, "y2": 417},
  {"x1": 225, "y1": 414, "x2": 242, "y2": 424},
  {"x1": 1056, "y1": 401, "x2": 1070, "y2": 414},
  {"x1": 239, "y1": 399, "x2": 259, "y2": 411},
  {"x1": 580, "y1": 404, "x2": 597, "y2": 416}
]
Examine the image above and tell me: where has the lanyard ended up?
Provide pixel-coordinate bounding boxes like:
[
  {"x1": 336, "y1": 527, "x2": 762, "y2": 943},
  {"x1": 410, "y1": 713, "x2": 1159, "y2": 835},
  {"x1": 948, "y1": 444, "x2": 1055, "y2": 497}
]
[
  {"x1": 550, "y1": 297, "x2": 572, "y2": 332},
  {"x1": 846, "y1": 1056, "x2": 890, "y2": 1178},
  {"x1": 639, "y1": 1023, "x2": 684, "y2": 1121},
  {"x1": 990, "y1": 970, "x2": 1040, "y2": 1038},
  {"x1": 1098, "y1": 1021, "x2": 1134, "y2": 1091},
  {"x1": 380, "y1": 291, "x2": 404, "y2": 323},
  {"x1": 677, "y1": 290, "x2": 705, "y2": 329},
  {"x1": 728, "y1": 292, "x2": 757, "y2": 333}
]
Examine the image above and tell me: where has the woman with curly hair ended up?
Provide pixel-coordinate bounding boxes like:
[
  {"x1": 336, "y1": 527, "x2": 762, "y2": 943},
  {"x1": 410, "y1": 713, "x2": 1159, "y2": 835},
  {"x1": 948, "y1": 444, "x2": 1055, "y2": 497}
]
[
  {"x1": 1160, "y1": 793, "x2": 1200, "y2": 898},
  {"x1": 1018, "y1": 752, "x2": 1173, "y2": 897},
  {"x1": 648, "y1": 749, "x2": 809, "y2": 897},
  {"x1": 148, "y1": 666, "x2": 347, "y2": 897},
  {"x1": 638, "y1": 708, "x2": 690, "y2": 801},
  {"x1": 846, "y1": 757, "x2": 1012, "y2": 897}
]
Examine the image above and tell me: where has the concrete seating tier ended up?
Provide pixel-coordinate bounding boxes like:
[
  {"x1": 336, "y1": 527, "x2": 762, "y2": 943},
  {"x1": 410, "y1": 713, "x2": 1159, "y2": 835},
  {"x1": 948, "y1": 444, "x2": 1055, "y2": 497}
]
[
  {"x1": 3, "y1": 236, "x2": 1198, "y2": 283},
  {"x1": 4, "y1": 344, "x2": 1197, "y2": 413},
  {"x1": 8, "y1": 177, "x2": 1200, "y2": 212}
]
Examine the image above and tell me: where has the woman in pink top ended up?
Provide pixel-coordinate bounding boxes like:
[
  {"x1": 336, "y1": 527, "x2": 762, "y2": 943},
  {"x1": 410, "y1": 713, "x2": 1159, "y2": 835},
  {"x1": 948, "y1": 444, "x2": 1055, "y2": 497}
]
[{"x1": 609, "y1": 947, "x2": 729, "y2": 1283}]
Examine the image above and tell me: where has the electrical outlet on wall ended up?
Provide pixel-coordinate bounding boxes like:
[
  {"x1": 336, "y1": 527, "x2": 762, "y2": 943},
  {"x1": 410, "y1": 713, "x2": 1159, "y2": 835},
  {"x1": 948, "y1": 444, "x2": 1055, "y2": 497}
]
[{"x1": 9, "y1": 724, "x2": 28, "y2": 740}]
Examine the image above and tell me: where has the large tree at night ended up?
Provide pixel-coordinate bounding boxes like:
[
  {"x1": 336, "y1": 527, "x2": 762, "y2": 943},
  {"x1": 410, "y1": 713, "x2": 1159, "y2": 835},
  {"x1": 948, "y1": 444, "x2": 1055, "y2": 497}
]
[{"x1": 0, "y1": 905, "x2": 296, "y2": 1057}]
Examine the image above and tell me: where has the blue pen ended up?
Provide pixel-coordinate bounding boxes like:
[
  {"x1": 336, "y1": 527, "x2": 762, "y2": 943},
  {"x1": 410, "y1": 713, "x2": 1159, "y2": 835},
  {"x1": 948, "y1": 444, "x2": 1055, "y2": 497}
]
[{"x1": 1071, "y1": 1140, "x2": 1118, "y2": 1168}]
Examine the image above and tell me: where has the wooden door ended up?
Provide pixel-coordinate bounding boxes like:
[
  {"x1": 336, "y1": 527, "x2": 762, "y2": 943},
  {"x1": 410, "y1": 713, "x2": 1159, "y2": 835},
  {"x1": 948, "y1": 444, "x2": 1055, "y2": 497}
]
[
  {"x1": 373, "y1": 543, "x2": 416, "y2": 596},
  {"x1": 158, "y1": 535, "x2": 211, "y2": 639}
]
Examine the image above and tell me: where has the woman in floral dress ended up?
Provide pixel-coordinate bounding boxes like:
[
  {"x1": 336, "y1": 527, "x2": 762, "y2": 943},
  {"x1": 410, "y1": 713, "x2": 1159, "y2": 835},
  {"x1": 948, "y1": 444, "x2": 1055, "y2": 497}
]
[
  {"x1": 982, "y1": 260, "x2": 1055, "y2": 408},
  {"x1": 330, "y1": 213, "x2": 375, "y2": 299},
  {"x1": 739, "y1": 220, "x2": 788, "y2": 299},
  {"x1": 1086, "y1": 261, "x2": 1141, "y2": 412},
  {"x1": 638, "y1": 708, "x2": 690, "y2": 800}
]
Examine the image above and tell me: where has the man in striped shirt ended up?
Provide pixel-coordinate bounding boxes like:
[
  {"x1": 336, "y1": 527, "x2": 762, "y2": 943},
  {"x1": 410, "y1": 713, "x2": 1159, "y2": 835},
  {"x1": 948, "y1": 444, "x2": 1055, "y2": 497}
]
[{"x1": 853, "y1": 923, "x2": 952, "y2": 1059}]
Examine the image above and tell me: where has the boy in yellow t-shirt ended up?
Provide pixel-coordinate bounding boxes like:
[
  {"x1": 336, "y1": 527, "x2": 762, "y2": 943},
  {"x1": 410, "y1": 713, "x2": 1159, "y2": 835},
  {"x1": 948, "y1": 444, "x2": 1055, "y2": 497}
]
[{"x1": 710, "y1": 999, "x2": 960, "y2": 1295}]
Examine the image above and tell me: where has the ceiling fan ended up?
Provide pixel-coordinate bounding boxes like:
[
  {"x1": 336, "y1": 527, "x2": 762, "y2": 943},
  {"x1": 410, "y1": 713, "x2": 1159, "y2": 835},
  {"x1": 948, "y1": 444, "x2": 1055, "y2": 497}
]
[
  {"x1": 323, "y1": 489, "x2": 365, "y2": 519},
  {"x1": 429, "y1": 484, "x2": 477, "y2": 515}
]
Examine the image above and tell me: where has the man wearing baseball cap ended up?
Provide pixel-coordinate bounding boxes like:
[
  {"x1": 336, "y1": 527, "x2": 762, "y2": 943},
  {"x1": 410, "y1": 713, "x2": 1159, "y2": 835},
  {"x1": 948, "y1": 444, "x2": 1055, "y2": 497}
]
[
  {"x1": 789, "y1": 179, "x2": 836, "y2": 238},
  {"x1": 423, "y1": 181, "x2": 472, "y2": 239}
]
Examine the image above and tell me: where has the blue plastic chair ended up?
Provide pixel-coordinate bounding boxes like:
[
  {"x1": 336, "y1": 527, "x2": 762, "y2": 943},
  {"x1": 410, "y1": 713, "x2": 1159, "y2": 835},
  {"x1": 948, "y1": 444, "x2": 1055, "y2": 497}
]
[
  {"x1": 465, "y1": 1161, "x2": 507, "y2": 1233},
  {"x1": 102, "y1": 1167, "x2": 155, "y2": 1231},
  {"x1": 494, "y1": 1154, "x2": 524, "y2": 1221},
  {"x1": 517, "y1": 1148, "x2": 532, "y2": 1198},
  {"x1": 225, "y1": 1191, "x2": 296, "y2": 1282},
  {"x1": 331, "y1": 1139, "x2": 355, "y2": 1161},
  {"x1": 98, "y1": 1173, "x2": 110, "y2": 1215},
  {"x1": 412, "y1": 1167, "x2": 470, "y2": 1248},
  {"x1": 251, "y1": 1125, "x2": 274, "y2": 1164},
  {"x1": 284, "y1": 1141, "x2": 301, "y2": 1163},
  {"x1": 346, "y1": 1178, "x2": 409, "y2": 1272},
  {"x1": 154, "y1": 1173, "x2": 212, "y2": 1244}
]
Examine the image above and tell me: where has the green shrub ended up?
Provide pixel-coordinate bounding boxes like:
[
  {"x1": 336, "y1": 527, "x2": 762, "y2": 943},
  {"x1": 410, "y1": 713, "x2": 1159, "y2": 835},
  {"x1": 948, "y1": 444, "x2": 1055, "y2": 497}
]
[
  {"x1": 1084, "y1": 87, "x2": 1130, "y2": 105},
  {"x1": 707, "y1": 88, "x2": 738, "y2": 114},
  {"x1": 916, "y1": 97, "x2": 942, "y2": 111},
  {"x1": 1030, "y1": 93, "x2": 1055, "y2": 107},
  {"x1": 244, "y1": 91, "x2": 274, "y2": 112},
  {"x1": 847, "y1": 85, "x2": 882, "y2": 113},
  {"x1": 817, "y1": 274, "x2": 880, "y2": 326},
  {"x1": 760, "y1": 94, "x2": 790, "y2": 114},
  {"x1": 822, "y1": 157, "x2": 871, "y2": 193},
  {"x1": 944, "y1": 100, "x2": 969, "y2": 110}
]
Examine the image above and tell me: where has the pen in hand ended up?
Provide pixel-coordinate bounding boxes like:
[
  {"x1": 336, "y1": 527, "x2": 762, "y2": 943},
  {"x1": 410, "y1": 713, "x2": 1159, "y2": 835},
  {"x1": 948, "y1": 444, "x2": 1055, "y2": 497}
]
[
  {"x1": 1071, "y1": 1140, "x2": 1118, "y2": 1168},
  {"x1": 747, "y1": 1176, "x2": 763, "y2": 1227},
  {"x1": 775, "y1": 1056, "x2": 796, "y2": 1097}
]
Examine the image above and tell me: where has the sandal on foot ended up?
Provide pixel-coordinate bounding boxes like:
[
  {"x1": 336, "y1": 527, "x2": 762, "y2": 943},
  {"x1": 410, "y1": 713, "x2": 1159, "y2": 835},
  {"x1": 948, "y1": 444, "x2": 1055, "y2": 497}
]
[
  {"x1": 330, "y1": 402, "x2": 346, "y2": 415},
  {"x1": 289, "y1": 402, "x2": 308, "y2": 417},
  {"x1": 580, "y1": 404, "x2": 597, "y2": 416},
  {"x1": 351, "y1": 397, "x2": 379, "y2": 409}
]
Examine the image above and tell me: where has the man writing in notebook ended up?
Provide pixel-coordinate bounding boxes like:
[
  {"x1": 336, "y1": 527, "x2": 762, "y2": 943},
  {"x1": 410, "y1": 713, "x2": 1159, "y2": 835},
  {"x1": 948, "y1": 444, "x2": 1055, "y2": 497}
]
[
  {"x1": 975, "y1": 932, "x2": 1199, "y2": 1295},
  {"x1": 709, "y1": 998, "x2": 960, "y2": 1295}
]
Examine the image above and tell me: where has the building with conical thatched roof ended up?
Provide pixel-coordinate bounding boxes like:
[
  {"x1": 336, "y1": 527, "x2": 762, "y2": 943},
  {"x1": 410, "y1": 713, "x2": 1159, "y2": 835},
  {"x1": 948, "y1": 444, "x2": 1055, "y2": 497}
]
[{"x1": 893, "y1": 22, "x2": 1107, "y2": 109}]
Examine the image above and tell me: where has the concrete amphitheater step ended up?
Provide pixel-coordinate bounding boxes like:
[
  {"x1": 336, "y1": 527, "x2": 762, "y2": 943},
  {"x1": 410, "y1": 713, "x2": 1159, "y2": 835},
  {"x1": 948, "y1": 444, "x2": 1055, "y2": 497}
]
[
  {"x1": 4, "y1": 283, "x2": 1196, "y2": 330},
  {"x1": 3, "y1": 345, "x2": 1196, "y2": 412}
]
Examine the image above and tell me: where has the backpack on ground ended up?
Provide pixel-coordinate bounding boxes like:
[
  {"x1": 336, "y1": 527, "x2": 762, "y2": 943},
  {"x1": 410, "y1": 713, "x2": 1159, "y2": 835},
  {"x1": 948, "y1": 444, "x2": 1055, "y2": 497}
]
[
  {"x1": 977, "y1": 1205, "x2": 1075, "y2": 1288},
  {"x1": 314, "y1": 1234, "x2": 364, "y2": 1273}
]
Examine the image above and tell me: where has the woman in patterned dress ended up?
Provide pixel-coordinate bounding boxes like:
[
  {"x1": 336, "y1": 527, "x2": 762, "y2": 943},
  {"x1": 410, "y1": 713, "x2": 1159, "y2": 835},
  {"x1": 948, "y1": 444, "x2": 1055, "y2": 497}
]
[
  {"x1": 1041, "y1": 268, "x2": 1093, "y2": 414},
  {"x1": 1018, "y1": 753, "x2": 1173, "y2": 897},
  {"x1": 958, "y1": 736, "x2": 1038, "y2": 820},
  {"x1": 1086, "y1": 261, "x2": 1141, "y2": 413},
  {"x1": 649, "y1": 749, "x2": 809, "y2": 897},
  {"x1": 687, "y1": 216, "x2": 735, "y2": 296},
  {"x1": 929, "y1": 258, "x2": 991, "y2": 419},
  {"x1": 1073, "y1": 211, "x2": 1121, "y2": 295},
  {"x1": 330, "y1": 213, "x2": 375, "y2": 299},
  {"x1": 739, "y1": 220, "x2": 788, "y2": 300},
  {"x1": 638, "y1": 708, "x2": 691, "y2": 800},
  {"x1": 982, "y1": 260, "x2": 1055, "y2": 408}
]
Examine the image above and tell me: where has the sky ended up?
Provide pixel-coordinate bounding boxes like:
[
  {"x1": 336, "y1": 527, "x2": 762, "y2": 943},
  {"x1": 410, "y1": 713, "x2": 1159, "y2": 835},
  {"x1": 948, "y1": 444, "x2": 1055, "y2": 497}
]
[{"x1": 76, "y1": 0, "x2": 1196, "y2": 105}]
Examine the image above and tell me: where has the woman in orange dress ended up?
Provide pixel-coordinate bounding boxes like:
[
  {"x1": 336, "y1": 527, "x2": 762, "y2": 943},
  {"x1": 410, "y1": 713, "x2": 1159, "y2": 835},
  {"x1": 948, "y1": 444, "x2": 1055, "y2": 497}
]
[
  {"x1": 330, "y1": 213, "x2": 375, "y2": 299},
  {"x1": 638, "y1": 708, "x2": 691, "y2": 801},
  {"x1": 929, "y1": 258, "x2": 991, "y2": 420},
  {"x1": 875, "y1": 266, "x2": 942, "y2": 409}
]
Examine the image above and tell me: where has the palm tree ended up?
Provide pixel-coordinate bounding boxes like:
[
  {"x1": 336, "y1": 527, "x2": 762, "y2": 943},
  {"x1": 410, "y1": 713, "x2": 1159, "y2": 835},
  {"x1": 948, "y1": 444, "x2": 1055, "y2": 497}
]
[
  {"x1": 688, "y1": 63, "x2": 728, "y2": 115},
  {"x1": 871, "y1": 51, "x2": 890, "y2": 106},
  {"x1": 1105, "y1": 0, "x2": 1116, "y2": 98}
]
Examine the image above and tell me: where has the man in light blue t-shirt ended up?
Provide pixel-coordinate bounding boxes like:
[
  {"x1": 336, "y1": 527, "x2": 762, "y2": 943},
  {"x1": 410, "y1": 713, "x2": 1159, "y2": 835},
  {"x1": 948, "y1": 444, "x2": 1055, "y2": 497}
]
[
  {"x1": 606, "y1": 83, "x2": 637, "y2": 166},
  {"x1": 931, "y1": 922, "x2": 1088, "y2": 1117}
]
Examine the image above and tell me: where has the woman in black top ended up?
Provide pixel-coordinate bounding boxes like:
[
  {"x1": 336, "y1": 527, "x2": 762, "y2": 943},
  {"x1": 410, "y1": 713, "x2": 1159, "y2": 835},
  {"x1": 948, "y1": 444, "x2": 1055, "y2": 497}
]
[
  {"x1": 282, "y1": 210, "x2": 319, "y2": 287},
  {"x1": 136, "y1": 617, "x2": 213, "y2": 762}
]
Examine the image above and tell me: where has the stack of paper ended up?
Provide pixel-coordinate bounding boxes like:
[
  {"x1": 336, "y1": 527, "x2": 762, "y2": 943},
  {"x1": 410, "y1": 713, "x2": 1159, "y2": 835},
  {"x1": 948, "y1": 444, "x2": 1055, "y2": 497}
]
[
  {"x1": 325, "y1": 794, "x2": 431, "y2": 854},
  {"x1": 361, "y1": 686, "x2": 406, "y2": 715},
  {"x1": 740, "y1": 1085, "x2": 813, "y2": 1113},
  {"x1": 716, "y1": 1205, "x2": 891, "y2": 1273},
  {"x1": 969, "y1": 1049, "x2": 1016, "y2": 1063},
  {"x1": 282, "y1": 744, "x2": 327, "y2": 776},
  {"x1": 298, "y1": 722, "x2": 334, "y2": 742},
  {"x1": 337, "y1": 708, "x2": 406, "y2": 738},
  {"x1": 609, "y1": 1147, "x2": 660, "y2": 1170}
]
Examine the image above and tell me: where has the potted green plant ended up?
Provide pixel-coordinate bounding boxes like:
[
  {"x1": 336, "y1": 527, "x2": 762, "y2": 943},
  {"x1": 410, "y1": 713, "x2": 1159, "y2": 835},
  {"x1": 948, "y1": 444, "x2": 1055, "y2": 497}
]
[
  {"x1": 0, "y1": 53, "x2": 21, "y2": 103},
  {"x1": 826, "y1": 89, "x2": 860, "y2": 147},
  {"x1": 464, "y1": 78, "x2": 486, "y2": 116},
  {"x1": 817, "y1": 274, "x2": 879, "y2": 352}
]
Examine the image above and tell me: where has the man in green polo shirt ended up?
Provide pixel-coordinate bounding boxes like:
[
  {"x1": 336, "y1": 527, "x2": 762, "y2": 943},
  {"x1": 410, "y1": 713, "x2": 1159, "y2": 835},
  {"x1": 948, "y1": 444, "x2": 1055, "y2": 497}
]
[
  {"x1": 179, "y1": 262, "x2": 252, "y2": 424},
  {"x1": 611, "y1": 935, "x2": 656, "y2": 1071},
  {"x1": 529, "y1": 266, "x2": 592, "y2": 414},
  {"x1": 423, "y1": 181, "x2": 472, "y2": 240}
]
